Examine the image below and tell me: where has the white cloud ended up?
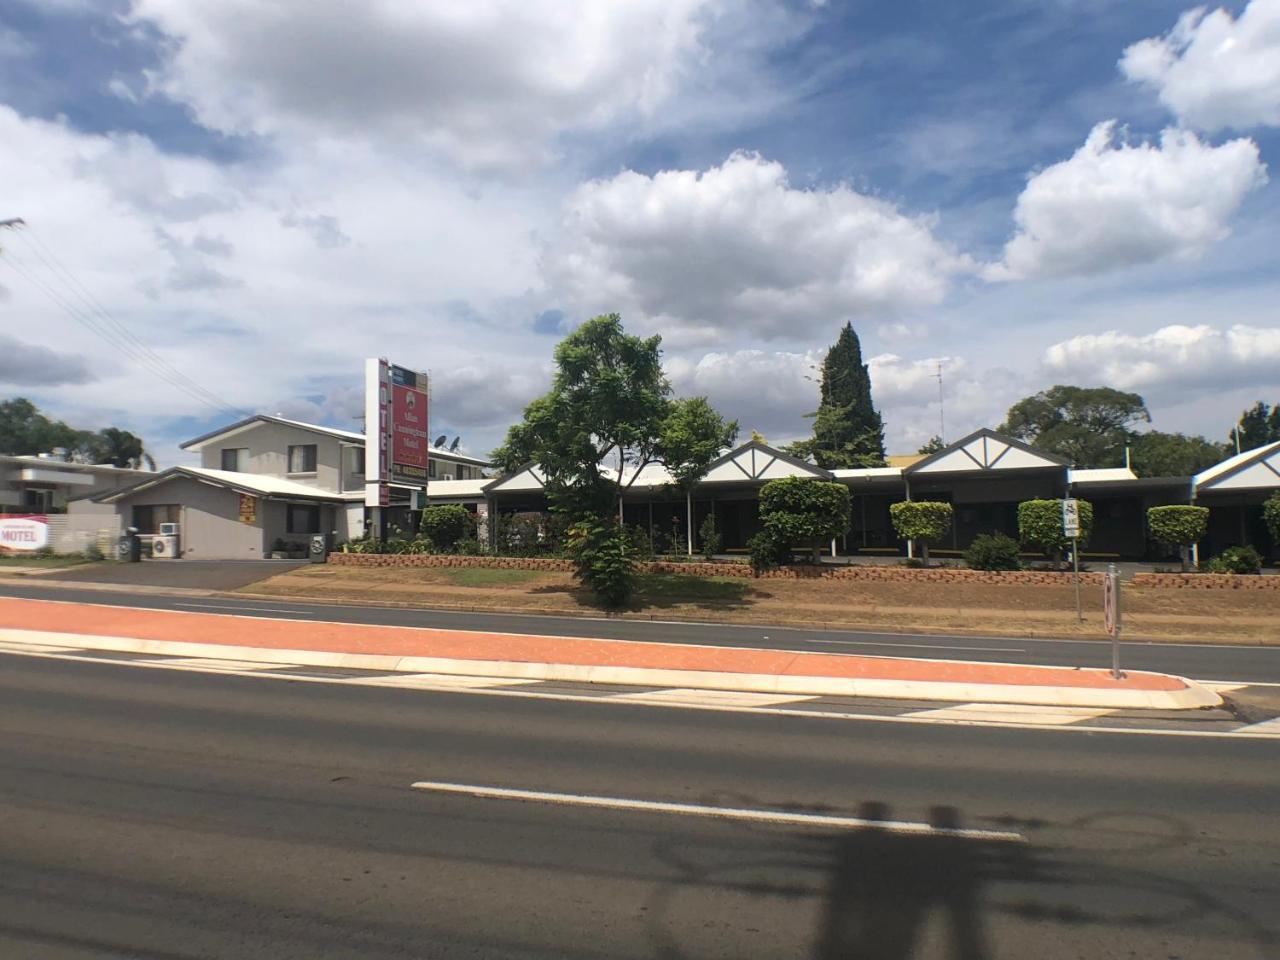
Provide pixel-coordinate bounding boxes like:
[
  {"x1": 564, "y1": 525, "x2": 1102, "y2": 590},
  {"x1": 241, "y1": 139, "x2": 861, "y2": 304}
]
[
  {"x1": 130, "y1": 0, "x2": 724, "y2": 170},
  {"x1": 0, "y1": 334, "x2": 94, "y2": 386},
  {"x1": 1042, "y1": 323, "x2": 1280, "y2": 402},
  {"x1": 546, "y1": 152, "x2": 974, "y2": 342},
  {"x1": 987, "y1": 121, "x2": 1266, "y2": 280},
  {"x1": 1120, "y1": 0, "x2": 1280, "y2": 132}
]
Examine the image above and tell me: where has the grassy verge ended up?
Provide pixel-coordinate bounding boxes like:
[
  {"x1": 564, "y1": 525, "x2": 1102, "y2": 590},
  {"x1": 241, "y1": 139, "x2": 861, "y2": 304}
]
[
  {"x1": 0, "y1": 554, "x2": 97, "y2": 569},
  {"x1": 442, "y1": 567, "x2": 550, "y2": 588}
]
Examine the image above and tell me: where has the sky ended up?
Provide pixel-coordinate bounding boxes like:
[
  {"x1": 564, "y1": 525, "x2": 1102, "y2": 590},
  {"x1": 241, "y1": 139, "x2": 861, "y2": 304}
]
[{"x1": 0, "y1": 0, "x2": 1278, "y2": 466}]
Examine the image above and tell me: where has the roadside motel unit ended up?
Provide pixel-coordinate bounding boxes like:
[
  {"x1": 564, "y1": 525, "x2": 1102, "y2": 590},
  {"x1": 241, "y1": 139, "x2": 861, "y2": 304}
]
[{"x1": 439, "y1": 430, "x2": 1280, "y2": 564}]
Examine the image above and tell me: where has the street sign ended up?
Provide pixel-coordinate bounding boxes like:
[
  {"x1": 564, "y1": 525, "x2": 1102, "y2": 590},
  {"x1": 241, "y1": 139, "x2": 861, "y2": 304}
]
[{"x1": 1062, "y1": 498, "x2": 1080, "y2": 538}]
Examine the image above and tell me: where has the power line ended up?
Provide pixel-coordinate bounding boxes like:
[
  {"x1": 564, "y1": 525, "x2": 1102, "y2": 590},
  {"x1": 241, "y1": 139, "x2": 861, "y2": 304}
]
[{"x1": 0, "y1": 220, "x2": 253, "y2": 419}]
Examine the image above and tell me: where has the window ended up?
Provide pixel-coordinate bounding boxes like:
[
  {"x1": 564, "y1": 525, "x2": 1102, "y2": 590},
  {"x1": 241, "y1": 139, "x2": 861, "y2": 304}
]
[
  {"x1": 287, "y1": 444, "x2": 317, "y2": 474},
  {"x1": 345, "y1": 446, "x2": 365, "y2": 476},
  {"x1": 287, "y1": 504, "x2": 320, "y2": 534},
  {"x1": 133, "y1": 504, "x2": 180, "y2": 534},
  {"x1": 221, "y1": 447, "x2": 248, "y2": 472},
  {"x1": 22, "y1": 488, "x2": 53, "y2": 512},
  {"x1": 428, "y1": 460, "x2": 436, "y2": 479}
]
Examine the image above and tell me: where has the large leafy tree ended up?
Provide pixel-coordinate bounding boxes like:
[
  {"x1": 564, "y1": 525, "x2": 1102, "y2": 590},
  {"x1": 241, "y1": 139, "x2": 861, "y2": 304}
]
[
  {"x1": 788, "y1": 323, "x2": 886, "y2": 468},
  {"x1": 492, "y1": 314, "x2": 735, "y2": 520},
  {"x1": 90, "y1": 427, "x2": 156, "y2": 470},
  {"x1": 1, "y1": 398, "x2": 155, "y2": 468},
  {"x1": 1129, "y1": 431, "x2": 1226, "y2": 477},
  {"x1": 1230, "y1": 401, "x2": 1280, "y2": 451},
  {"x1": 998, "y1": 385, "x2": 1150, "y2": 468}
]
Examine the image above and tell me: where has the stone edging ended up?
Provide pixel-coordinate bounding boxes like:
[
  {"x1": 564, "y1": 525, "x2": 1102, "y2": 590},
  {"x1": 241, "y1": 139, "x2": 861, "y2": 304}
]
[{"x1": 1131, "y1": 572, "x2": 1280, "y2": 590}]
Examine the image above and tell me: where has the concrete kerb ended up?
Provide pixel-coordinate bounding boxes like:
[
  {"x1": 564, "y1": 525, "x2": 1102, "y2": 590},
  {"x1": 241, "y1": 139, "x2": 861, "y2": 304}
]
[{"x1": 0, "y1": 627, "x2": 1221, "y2": 710}]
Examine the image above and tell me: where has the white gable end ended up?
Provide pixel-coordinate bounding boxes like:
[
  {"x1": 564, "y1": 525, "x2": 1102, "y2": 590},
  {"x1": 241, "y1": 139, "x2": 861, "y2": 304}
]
[
  {"x1": 912, "y1": 448, "x2": 982, "y2": 474},
  {"x1": 1205, "y1": 457, "x2": 1280, "y2": 491},
  {"x1": 488, "y1": 466, "x2": 545, "y2": 492},
  {"x1": 913, "y1": 433, "x2": 1062, "y2": 474}
]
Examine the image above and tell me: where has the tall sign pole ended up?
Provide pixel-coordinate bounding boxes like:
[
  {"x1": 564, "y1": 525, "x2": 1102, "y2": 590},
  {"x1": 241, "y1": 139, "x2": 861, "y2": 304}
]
[{"x1": 1062, "y1": 498, "x2": 1082, "y2": 622}]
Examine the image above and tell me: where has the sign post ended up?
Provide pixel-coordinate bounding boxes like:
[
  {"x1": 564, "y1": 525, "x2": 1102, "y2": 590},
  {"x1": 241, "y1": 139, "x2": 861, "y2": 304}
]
[
  {"x1": 365, "y1": 358, "x2": 429, "y2": 537},
  {"x1": 1104, "y1": 562, "x2": 1123, "y2": 679},
  {"x1": 1062, "y1": 498, "x2": 1082, "y2": 622}
]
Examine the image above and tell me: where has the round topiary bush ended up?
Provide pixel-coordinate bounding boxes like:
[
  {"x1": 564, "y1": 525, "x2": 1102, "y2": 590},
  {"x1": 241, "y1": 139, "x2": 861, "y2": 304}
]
[
  {"x1": 1147, "y1": 505, "x2": 1209, "y2": 571},
  {"x1": 965, "y1": 532, "x2": 1023, "y2": 571},
  {"x1": 889, "y1": 500, "x2": 954, "y2": 565},
  {"x1": 420, "y1": 505, "x2": 475, "y2": 552},
  {"x1": 1018, "y1": 499, "x2": 1093, "y2": 567}
]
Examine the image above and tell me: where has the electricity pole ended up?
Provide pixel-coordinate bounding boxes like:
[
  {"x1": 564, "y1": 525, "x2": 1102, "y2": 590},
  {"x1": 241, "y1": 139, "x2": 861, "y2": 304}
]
[{"x1": 934, "y1": 361, "x2": 945, "y2": 444}]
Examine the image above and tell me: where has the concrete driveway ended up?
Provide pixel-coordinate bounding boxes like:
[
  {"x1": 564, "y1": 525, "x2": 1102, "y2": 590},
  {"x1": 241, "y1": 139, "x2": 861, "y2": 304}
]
[{"x1": 43, "y1": 559, "x2": 309, "y2": 591}]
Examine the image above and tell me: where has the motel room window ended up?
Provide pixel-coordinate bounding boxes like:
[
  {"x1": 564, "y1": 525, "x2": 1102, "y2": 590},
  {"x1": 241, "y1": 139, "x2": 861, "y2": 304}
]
[
  {"x1": 345, "y1": 446, "x2": 365, "y2": 476},
  {"x1": 133, "y1": 504, "x2": 180, "y2": 534},
  {"x1": 287, "y1": 444, "x2": 317, "y2": 474},
  {"x1": 220, "y1": 447, "x2": 248, "y2": 472},
  {"x1": 286, "y1": 504, "x2": 321, "y2": 534},
  {"x1": 428, "y1": 460, "x2": 437, "y2": 479}
]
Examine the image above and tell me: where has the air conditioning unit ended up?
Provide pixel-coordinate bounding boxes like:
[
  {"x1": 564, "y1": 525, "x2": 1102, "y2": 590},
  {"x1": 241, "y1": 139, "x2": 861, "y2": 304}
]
[
  {"x1": 151, "y1": 534, "x2": 179, "y2": 559},
  {"x1": 442, "y1": 473, "x2": 454, "y2": 481},
  {"x1": 159, "y1": 522, "x2": 180, "y2": 536}
]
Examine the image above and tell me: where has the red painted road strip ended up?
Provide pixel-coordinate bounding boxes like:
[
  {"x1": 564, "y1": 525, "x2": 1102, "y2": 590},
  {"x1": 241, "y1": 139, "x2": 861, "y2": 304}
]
[{"x1": 0, "y1": 597, "x2": 1189, "y2": 691}]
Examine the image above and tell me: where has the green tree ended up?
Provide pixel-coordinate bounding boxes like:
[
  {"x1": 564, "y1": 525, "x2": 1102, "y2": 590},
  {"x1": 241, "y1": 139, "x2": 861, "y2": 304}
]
[
  {"x1": 491, "y1": 314, "x2": 670, "y2": 519},
  {"x1": 1146, "y1": 505, "x2": 1209, "y2": 571},
  {"x1": 999, "y1": 386, "x2": 1150, "y2": 467},
  {"x1": 1129, "y1": 431, "x2": 1227, "y2": 477},
  {"x1": 917, "y1": 435, "x2": 946, "y2": 455},
  {"x1": 89, "y1": 427, "x2": 156, "y2": 470},
  {"x1": 759, "y1": 477, "x2": 851, "y2": 561},
  {"x1": 1264, "y1": 493, "x2": 1280, "y2": 551},
  {"x1": 697, "y1": 513, "x2": 722, "y2": 560},
  {"x1": 787, "y1": 323, "x2": 886, "y2": 468},
  {"x1": 1018, "y1": 498, "x2": 1094, "y2": 568},
  {"x1": 0, "y1": 397, "x2": 81, "y2": 457},
  {"x1": 889, "y1": 500, "x2": 954, "y2": 566},
  {"x1": 1229, "y1": 401, "x2": 1280, "y2": 451},
  {"x1": 661, "y1": 396, "x2": 738, "y2": 555}
]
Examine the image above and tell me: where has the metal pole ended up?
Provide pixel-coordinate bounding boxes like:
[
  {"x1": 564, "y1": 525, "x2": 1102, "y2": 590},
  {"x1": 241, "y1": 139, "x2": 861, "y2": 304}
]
[
  {"x1": 686, "y1": 489, "x2": 693, "y2": 557},
  {"x1": 1072, "y1": 536, "x2": 1082, "y2": 622},
  {"x1": 1109, "y1": 562, "x2": 1122, "y2": 680}
]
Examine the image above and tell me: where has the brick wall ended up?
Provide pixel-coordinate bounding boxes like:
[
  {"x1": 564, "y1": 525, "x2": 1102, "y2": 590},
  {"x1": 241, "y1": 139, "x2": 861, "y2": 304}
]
[
  {"x1": 1131, "y1": 573, "x2": 1280, "y2": 590},
  {"x1": 327, "y1": 552, "x2": 1109, "y2": 585}
]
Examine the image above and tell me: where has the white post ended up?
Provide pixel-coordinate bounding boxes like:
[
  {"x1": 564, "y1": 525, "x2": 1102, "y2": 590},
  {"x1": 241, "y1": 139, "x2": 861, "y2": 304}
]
[{"x1": 830, "y1": 536, "x2": 837, "y2": 558}]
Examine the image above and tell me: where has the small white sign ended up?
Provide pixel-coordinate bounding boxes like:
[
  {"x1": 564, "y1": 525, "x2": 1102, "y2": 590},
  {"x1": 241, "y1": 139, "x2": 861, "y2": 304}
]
[
  {"x1": 0, "y1": 515, "x2": 50, "y2": 551},
  {"x1": 1062, "y1": 498, "x2": 1080, "y2": 538}
]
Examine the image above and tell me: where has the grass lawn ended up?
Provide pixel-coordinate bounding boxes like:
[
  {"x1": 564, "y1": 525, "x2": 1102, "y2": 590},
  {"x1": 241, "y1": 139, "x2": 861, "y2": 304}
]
[
  {"x1": 442, "y1": 567, "x2": 550, "y2": 588},
  {"x1": 0, "y1": 554, "x2": 97, "y2": 569},
  {"x1": 242, "y1": 563, "x2": 1280, "y2": 644}
]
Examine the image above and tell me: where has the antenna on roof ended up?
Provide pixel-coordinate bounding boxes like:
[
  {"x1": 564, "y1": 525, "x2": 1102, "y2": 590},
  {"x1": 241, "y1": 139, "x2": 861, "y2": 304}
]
[
  {"x1": 434, "y1": 434, "x2": 447, "y2": 448},
  {"x1": 449, "y1": 437, "x2": 461, "y2": 452}
]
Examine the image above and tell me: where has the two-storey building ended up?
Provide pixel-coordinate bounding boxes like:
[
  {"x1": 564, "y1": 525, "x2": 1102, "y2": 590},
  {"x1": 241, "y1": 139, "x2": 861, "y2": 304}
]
[{"x1": 88, "y1": 415, "x2": 490, "y2": 559}]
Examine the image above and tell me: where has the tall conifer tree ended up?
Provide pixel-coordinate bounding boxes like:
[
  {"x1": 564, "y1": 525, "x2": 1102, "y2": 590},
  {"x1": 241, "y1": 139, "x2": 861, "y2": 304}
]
[{"x1": 789, "y1": 323, "x2": 886, "y2": 468}]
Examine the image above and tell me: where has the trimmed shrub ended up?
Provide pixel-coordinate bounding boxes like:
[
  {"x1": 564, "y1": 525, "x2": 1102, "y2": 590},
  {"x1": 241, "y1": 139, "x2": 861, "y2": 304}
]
[
  {"x1": 420, "y1": 505, "x2": 474, "y2": 552},
  {"x1": 747, "y1": 530, "x2": 790, "y2": 576},
  {"x1": 1018, "y1": 499, "x2": 1093, "y2": 567},
  {"x1": 889, "y1": 500, "x2": 953, "y2": 565},
  {"x1": 567, "y1": 519, "x2": 636, "y2": 608},
  {"x1": 965, "y1": 532, "x2": 1022, "y2": 571},
  {"x1": 698, "y1": 513, "x2": 722, "y2": 561},
  {"x1": 1147, "y1": 505, "x2": 1209, "y2": 571},
  {"x1": 759, "y1": 477, "x2": 850, "y2": 561},
  {"x1": 1264, "y1": 493, "x2": 1280, "y2": 549},
  {"x1": 1203, "y1": 545, "x2": 1262, "y2": 575},
  {"x1": 626, "y1": 525, "x2": 655, "y2": 562}
]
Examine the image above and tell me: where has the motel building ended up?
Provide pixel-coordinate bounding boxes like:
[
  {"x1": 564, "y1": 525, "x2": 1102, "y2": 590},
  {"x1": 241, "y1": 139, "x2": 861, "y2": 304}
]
[
  {"x1": 438, "y1": 429, "x2": 1280, "y2": 565},
  {"x1": 78, "y1": 415, "x2": 489, "y2": 559},
  {"x1": 47, "y1": 420, "x2": 1280, "y2": 564}
]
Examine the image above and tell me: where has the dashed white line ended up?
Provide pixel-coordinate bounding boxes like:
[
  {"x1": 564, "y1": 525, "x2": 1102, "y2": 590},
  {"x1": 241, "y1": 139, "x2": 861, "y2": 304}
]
[
  {"x1": 805, "y1": 639, "x2": 1022, "y2": 652},
  {"x1": 408, "y1": 781, "x2": 1027, "y2": 841},
  {"x1": 902, "y1": 703, "x2": 1115, "y2": 726}
]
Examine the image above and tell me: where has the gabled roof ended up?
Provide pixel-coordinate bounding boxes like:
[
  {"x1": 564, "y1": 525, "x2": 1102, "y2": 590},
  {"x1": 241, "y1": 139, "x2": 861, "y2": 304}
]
[
  {"x1": 95, "y1": 466, "x2": 363, "y2": 504},
  {"x1": 700, "y1": 440, "x2": 832, "y2": 484},
  {"x1": 1194, "y1": 440, "x2": 1280, "y2": 493},
  {"x1": 181, "y1": 415, "x2": 365, "y2": 450},
  {"x1": 906, "y1": 428, "x2": 1069, "y2": 476}
]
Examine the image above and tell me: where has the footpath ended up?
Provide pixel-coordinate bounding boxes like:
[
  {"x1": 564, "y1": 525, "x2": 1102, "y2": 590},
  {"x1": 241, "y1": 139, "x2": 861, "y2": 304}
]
[{"x1": 0, "y1": 596, "x2": 1220, "y2": 709}]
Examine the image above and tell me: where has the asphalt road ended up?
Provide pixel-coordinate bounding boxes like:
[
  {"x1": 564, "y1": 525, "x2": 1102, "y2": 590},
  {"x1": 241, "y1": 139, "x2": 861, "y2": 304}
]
[
  {"x1": 1, "y1": 652, "x2": 1276, "y2": 959},
  {"x1": 40, "y1": 559, "x2": 309, "y2": 590},
  {"x1": 2, "y1": 578, "x2": 1278, "y2": 683}
]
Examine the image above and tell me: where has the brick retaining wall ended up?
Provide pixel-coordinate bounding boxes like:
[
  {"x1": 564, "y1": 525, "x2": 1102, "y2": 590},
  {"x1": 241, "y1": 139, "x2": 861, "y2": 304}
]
[
  {"x1": 1130, "y1": 572, "x2": 1280, "y2": 590},
  {"x1": 327, "y1": 552, "x2": 1107, "y2": 585}
]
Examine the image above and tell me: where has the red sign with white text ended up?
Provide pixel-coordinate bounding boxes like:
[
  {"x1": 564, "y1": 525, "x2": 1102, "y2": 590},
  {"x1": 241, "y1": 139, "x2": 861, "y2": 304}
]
[
  {"x1": 388, "y1": 364, "x2": 429, "y2": 485},
  {"x1": 0, "y1": 514, "x2": 50, "y2": 552}
]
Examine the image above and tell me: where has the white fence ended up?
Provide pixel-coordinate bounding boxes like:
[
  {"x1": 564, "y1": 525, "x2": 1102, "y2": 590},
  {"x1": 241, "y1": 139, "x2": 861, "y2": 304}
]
[{"x1": 45, "y1": 514, "x2": 121, "y2": 556}]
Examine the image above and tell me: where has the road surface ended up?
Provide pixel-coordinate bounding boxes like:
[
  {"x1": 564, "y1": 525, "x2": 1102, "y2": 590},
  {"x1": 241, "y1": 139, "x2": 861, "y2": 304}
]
[
  {"x1": 1, "y1": 578, "x2": 1277, "y2": 683},
  {"x1": 1, "y1": 650, "x2": 1276, "y2": 959}
]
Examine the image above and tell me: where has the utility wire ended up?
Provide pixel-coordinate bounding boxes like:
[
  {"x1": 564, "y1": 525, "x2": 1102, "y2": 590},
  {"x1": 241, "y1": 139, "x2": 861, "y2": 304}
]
[{"x1": 0, "y1": 224, "x2": 253, "y2": 419}]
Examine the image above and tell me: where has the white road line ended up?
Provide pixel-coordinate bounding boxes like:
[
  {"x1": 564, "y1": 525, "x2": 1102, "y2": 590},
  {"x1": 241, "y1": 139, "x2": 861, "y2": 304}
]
[
  {"x1": 902, "y1": 703, "x2": 1115, "y2": 726},
  {"x1": 408, "y1": 781, "x2": 1026, "y2": 842},
  {"x1": 1197, "y1": 679, "x2": 1280, "y2": 688},
  {"x1": 0, "y1": 640, "x2": 84, "y2": 654},
  {"x1": 1234, "y1": 717, "x2": 1280, "y2": 735},
  {"x1": 363, "y1": 673, "x2": 534, "y2": 689},
  {"x1": 608, "y1": 689, "x2": 815, "y2": 707},
  {"x1": 171, "y1": 602, "x2": 320, "y2": 614},
  {"x1": 1, "y1": 645, "x2": 1276, "y2": 739},
  {"x1": 805, "y1": 639, "x2": 1022, "y2": 652},
  {"x1": 148, "y1": 657, "x2": 300, "y2": 672}
]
